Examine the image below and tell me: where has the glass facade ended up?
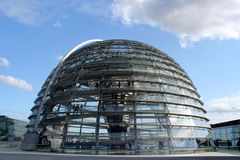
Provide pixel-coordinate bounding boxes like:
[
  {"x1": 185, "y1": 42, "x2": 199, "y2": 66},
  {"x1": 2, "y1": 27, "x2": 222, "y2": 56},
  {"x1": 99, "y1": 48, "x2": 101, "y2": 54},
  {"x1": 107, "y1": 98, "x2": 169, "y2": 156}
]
[
  {"x1": 0, "y1": 115, "x2": 27, "y2": 141},
  {"x1": 211, "y1": 119, "x2": 240, "y2": 150},
  {"x1": 22, "y1": 40, "x2": 211, "y2": 154}
]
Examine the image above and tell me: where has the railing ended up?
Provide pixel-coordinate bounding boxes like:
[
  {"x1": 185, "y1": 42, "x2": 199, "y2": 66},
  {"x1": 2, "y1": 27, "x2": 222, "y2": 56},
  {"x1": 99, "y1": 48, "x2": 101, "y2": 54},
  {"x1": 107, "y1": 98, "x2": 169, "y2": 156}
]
[
  {"x1": 217, "y1": 145, "x2": 240, "y2": 151},
  {"x1": 0, "y1": 141, "x2": 21, "y2": 148}
]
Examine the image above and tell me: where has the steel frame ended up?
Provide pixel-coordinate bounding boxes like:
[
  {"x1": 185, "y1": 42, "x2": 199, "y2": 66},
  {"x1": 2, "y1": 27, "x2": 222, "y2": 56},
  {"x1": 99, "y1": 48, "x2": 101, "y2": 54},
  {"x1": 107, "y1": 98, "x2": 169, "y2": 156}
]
[{"x1": 25, "y1": 39, "x2": 212, "y2": 154}]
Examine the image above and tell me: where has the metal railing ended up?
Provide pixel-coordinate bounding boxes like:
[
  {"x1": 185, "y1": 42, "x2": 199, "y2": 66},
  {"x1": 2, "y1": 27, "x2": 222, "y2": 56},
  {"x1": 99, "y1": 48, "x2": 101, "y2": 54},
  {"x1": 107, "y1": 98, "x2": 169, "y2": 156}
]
[{"x1": 0, "y1": 141, "x2": 21, "y2": 148}]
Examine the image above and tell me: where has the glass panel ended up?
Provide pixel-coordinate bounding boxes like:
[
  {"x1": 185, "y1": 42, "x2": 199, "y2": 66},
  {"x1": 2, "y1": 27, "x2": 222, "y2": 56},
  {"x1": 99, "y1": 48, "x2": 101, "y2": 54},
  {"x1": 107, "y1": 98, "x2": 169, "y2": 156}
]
[
  {"x1": 171, "y1": 128, "x2": 195, "y2": 137},
  {"x1": 195, "y1": 129, "x2": 209, "y2": 138},
  {"x1": 172, "y1": 139, "x2": 198, "y2": 150}
]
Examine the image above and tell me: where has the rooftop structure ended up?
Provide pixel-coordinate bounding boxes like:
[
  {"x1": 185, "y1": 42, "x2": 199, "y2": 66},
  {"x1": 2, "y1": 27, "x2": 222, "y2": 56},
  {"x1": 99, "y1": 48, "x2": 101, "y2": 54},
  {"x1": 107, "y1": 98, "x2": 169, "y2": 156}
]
[
  {"x1": 211, "y1": 119, "x2": 240, "y2": 128},
  {"x1": 0, "y1": 115, "x2": 27, "y2": 141},
  {"x1": 21, "y1": 39, "x2": 212, "y2": 154},
  {"x1": 211, "y1": 119, "x2": 240, "y2": 150}
]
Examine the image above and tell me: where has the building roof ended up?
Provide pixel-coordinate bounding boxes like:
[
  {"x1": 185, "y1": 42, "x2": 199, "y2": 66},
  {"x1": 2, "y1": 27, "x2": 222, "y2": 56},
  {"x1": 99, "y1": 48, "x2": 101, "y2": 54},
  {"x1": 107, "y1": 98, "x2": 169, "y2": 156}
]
[
  {"x1": 211, "y1": 119, "x2": 240, "y2": 128},
  {"x1": 0, "y1": 115, "x2": 27, "y2": 123}
]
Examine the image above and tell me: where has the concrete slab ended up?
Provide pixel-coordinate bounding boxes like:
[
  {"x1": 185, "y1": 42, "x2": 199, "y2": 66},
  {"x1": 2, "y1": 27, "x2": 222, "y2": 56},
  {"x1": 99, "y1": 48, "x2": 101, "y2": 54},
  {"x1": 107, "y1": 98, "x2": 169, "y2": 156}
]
[{"x1": 0, "y1": 150, "x2": 240, "y2": 160}]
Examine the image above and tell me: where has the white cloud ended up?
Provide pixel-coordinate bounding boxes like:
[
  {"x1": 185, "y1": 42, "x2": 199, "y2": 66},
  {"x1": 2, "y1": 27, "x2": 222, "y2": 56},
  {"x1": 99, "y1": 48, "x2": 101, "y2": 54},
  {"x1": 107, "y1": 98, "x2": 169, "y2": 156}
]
[
  {"x1": 0, "y1": 57, "x2": 10, "y2": 68},
  {"x1": 207, "y1": 112, "x2": 240, "y2": 124},
  {"x1": 206, "y1": 93, "x2": 240, "y2": 113},
  {"x1": 0, "y1": 75, "x2": 32, "y2": 91},
  {"x1": 0, "y1": 0, "x2": 76, "y2": 26},
  {"x1": 2, "y1": 0, "x2": 240, "y2": 47},
  {"x1": 0, "y1": 0, "x2": 46, "y2": 25},
  {"x1": 78, "y1": 0, "x2": 111, "y2": 16},
  {"x1": 206, "y1": 93, "x2": 240, "y2": 123},
  {"x1": 110, "y1": 0, "x2": 240, "y2": 47}
]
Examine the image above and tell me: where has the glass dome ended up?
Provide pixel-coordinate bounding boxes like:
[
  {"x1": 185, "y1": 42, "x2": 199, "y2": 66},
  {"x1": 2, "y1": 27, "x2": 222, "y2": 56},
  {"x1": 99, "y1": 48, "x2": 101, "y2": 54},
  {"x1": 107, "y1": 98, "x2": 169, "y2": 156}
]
[{"x1": 22, "y1": 39, "x2": 212, "y2": 154}]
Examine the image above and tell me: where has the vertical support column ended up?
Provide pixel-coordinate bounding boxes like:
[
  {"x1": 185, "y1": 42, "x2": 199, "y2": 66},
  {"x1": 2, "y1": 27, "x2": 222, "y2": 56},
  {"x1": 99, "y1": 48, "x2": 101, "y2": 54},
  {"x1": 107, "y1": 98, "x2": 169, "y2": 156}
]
[
  {"x1": 60, "y1": 70, "x2": 82, "y2": 153},
  {"x1": 79, "y1": 101, "x2": 86, "y2": 138},
  {"x1": 164, "y1": 103, "x2": 173, "y2": 154},
  {"x1": 95, "y1": 74, "x2": 104, "y2": 153},
  {"x1": 157, "y1": 69, "x2": 173, "y2": 154},
  {"x1": 133, "y1": 97, "x2": 137, "y2": 152},
  {"x1": 60, "y1": 108, "x2": 71, "y2": 153},
  {"x1": 95, "y1": 98, "x2": 101, "y2": 153}
]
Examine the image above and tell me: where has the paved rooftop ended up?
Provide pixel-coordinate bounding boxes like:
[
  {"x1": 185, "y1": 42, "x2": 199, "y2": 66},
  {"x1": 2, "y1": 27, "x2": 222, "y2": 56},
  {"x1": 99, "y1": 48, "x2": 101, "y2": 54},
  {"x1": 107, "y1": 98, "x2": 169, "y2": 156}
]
[{"x1": 0, "y1": 149, "x2": 239, "y2": 160}]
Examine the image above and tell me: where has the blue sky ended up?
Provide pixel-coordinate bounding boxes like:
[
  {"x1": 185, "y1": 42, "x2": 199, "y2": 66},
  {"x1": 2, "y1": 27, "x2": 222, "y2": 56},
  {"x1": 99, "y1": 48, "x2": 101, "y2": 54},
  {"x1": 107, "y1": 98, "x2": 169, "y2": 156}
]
[{"x1": 0, "y1": 0, "x2": 240, "y2": 124}]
